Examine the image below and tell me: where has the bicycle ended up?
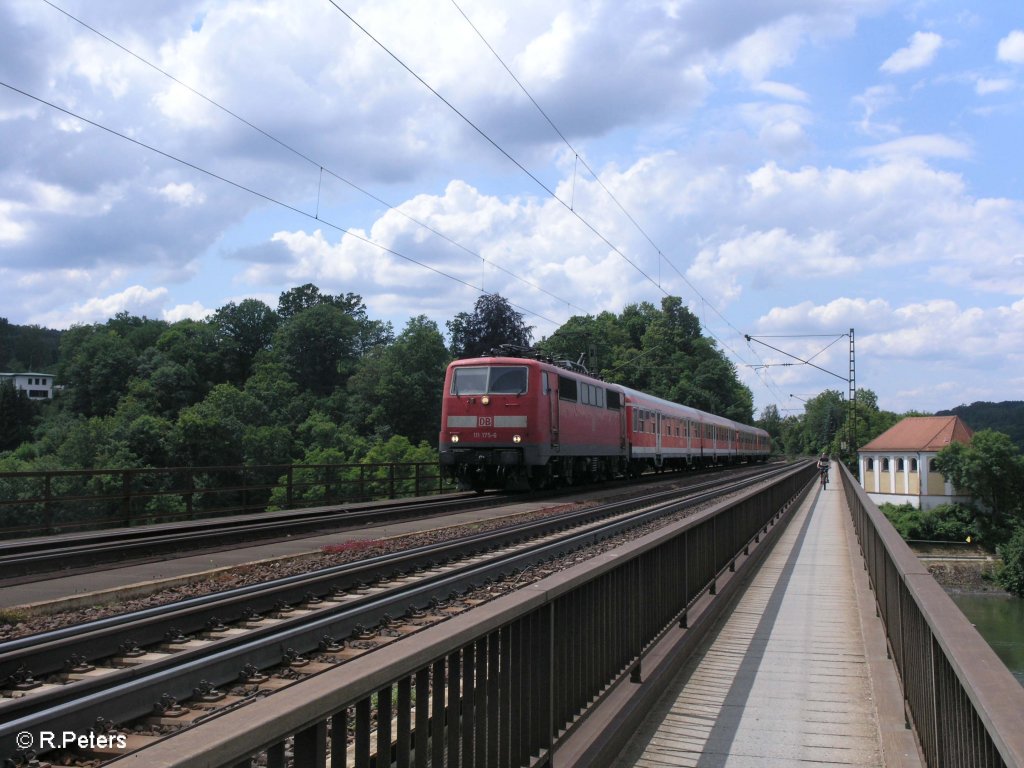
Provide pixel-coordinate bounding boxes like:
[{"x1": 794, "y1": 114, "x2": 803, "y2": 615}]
[{"x1": 819, "y1": 467, "x2": 829, "y2": 489}]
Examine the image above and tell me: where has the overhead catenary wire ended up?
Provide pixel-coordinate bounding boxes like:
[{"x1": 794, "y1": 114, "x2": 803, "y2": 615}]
[
  {"x1": 324, "y1": 0, "x2": 661, "y2": 292},
  {"x1": 0, "y1": 79, "x2": 564, "y2": 330},
  {"x1": 448, "y1": 0, "x2": 788, "y2": 406},
  {"x1": 39, "y1": 0, "x2": 588, "y2": 319},
  {"x1": 35, "y1": 2, "x2": 790, "y2": 411}
]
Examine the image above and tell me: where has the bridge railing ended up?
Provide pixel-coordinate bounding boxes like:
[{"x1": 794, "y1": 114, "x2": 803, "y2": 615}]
[
  {"x1": 0, "y1": 461, "x2": 448, "y2": 537},
  {"x1": 840, "y1": 462, "x2": 1024, "y2": 768},
  {"x1": 127, "y1": 463, "x2": 816, "y2": 768}
]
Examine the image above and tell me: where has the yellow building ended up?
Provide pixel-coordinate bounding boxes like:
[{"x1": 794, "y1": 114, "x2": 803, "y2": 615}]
[{"x1": 858, "y1": 416, "x2": 974, "y2": 510}]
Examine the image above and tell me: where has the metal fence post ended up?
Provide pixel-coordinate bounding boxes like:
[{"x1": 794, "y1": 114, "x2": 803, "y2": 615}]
[
  {"x1": 43, "y1": 472, "x2": 54, "y2": 534},
  {"x1": 286, "y1": 465, "x2": 294, "y2": 510},
  {"x1": 185, "y1": 467, "x2": 195, "y2": 520},
  {"x1": 121, "y1": 470, "x2": 131, "y2": 527}
]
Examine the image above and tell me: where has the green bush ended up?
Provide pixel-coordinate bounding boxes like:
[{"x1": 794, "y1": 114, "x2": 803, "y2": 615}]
[
  {"x1": 880, "y1": 503, "x2": 923, "y2": 539},
  {"x1": 997, "y1": 526, "x2": 1024, "y2": 597},
  {"x1": 880, "y1": 502, "x2": 974, "y2": 543}
]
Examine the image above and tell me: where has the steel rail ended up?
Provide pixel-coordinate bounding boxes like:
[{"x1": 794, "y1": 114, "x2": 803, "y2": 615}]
[
  {"x1": 0, "y1": 490, "x2": 500, "y2": 581},
  {"x1": 0, "y1": 465, "x2": 781, "y2": 676},
  {"x1": 0, "y1": 464, "x2": 791, "y2": 762}
]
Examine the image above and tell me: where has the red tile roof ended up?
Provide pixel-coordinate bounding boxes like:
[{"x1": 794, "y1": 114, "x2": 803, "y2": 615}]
[{"x1": 859, "y1": 416, "x2": 973, "y2": 452}]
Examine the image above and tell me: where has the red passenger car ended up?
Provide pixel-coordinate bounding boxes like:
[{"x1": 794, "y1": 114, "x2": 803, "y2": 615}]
[{"x1": 439, "y1": 355, "x2": 769, "y2": 491}]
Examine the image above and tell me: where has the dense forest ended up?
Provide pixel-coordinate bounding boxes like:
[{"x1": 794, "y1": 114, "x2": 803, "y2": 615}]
[
  {"x1": 6, "y1": 288, "x2": 1024, "y2": 594},
  {"x1": 937, "y1": 401, "x2": 1024, "y2": 451},
  {"x1": 8, "y1": 284, "x2": 1018, "y2": 475},
  {"x1": 0, "y1": 286, "x2": 757, "y2": 473},
  {"x1": 0, "y1": 318, "x2": 62, "y2": 372}
]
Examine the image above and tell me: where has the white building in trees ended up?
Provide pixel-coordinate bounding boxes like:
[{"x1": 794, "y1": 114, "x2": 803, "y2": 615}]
[{"x1": 858, "y1": 416, "x2": 973, "y2": 510}]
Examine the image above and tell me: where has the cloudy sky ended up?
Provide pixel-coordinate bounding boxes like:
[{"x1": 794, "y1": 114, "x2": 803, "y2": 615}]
[{"x1": 1, "y1": 0, "x2": 1022, "y2": 418}]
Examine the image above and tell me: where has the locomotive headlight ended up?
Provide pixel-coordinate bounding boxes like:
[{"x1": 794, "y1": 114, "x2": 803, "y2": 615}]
[
  {"x1": 513, "y1": 434, "x2": 522, "y2": 443},
  {"x1": 451, "y1": 434, "x2": 460, "y2": 443},
  {"x1": 481, "y1": 396, "x2": 490, "y2": 405}
]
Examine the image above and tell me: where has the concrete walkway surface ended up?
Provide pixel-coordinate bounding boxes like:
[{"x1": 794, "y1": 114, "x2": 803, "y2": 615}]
[{"x1": 614, "y1": 471, "x2": 921, "y2": 767}]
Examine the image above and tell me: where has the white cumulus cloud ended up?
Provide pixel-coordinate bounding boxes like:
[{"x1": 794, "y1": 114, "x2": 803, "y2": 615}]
[
  {"x1": 997, "y1": 30, "x2": 1024, "y2": 63},
  {"x1": 880, "y1": 31, "x2": 943, "y2": 74}
]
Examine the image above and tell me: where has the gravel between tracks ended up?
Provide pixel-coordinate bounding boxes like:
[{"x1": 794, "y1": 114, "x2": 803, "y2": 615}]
[{"x1": 0, "y1": 478, "x2": 761, "y2": 643}]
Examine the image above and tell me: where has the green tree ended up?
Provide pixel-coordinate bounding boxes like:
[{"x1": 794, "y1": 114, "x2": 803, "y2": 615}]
[
  {"x1": 211, "y1": 299, "x2": 279, "y2": 383},
  {"x1": 844, "y1": 389, "x2": 900, "y2": 457},
  {"x1": 756, "y1": 403, "x2": 783, "y2": 453},
  {"x1": 447, "y1": 294, "x2": 533, "y2": 358},
  {"x1": 536, "y1": 297, "x2": 753, "y2": 422},
  {"x1": 346, "y1": 316, "x2": 450, "y2": 444},
  {"x1": 799, "y1": 390, "x2": 846, "y2": 456},
  {"x1": 932, "y1": 430, "x2": 1024, "y2": 543},
  {"x1": 273, "y1": 304, "x2": 361, "y2": 396},
  {"x1": 171, "y1": 384, "x2": 268, "y2": 466},
  {"x1": 296, "y1": 410, "x2": 367, "y2": 455},
  {"x1": 155, "y1": 319, "x2": 224, "y2": 391},
  {"x1": 535, "y1": 311, "x2": 630, "y2": 376},
  {"x1": 881, "y1": 502, "x2": 975, "y2": 542},
  {"x1": 277, "y1": 283, "x2": 333, "y2": 320},
  {"x1": 0, "y1": 379, "x2": 36, "y2": 451},
  {"x1": 106, "y1": 312, "x2": 168, "y2": 353},
  {"x1": 119, "y1": 413, "x2": 175, "y2": 468},
  {"x1": 242, "y1": 425, "x2": 296, "y2": 467},
  {"x1": 633, "y1": 298, "x2": 752, "y2": 422},
  {"x1": 244, "y1": 358, "x2": 307, "y2": 425},
  {"x1": 998, "y1": 526, "x2": 1024, "y2": 596},
  {"x1": 355, "y1": 435, "x2": 440, "y2": 496},
  {"x1": 128, "y1": 349, "x2": 202, "y2": 416},
  {"x1": 58, "y1": 325, "x2": 138, "y2": 417}
]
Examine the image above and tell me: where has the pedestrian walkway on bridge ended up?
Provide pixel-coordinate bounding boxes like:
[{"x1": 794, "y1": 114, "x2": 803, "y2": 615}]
[{"x1": 614, "y1": 468, "x2": 922, "y2": 767}]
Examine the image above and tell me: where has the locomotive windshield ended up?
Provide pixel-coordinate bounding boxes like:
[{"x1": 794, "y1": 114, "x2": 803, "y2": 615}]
[{"x1": 451, "y1": 365, "x2": 528, "y2": 395}]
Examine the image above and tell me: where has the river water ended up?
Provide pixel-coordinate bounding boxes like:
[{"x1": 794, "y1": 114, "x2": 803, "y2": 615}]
[{"x1": 950, "y1": 593, "x2": 1024, "y2": 687}]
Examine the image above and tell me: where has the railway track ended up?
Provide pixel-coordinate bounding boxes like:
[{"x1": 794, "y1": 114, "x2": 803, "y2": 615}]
[
  {"x1": 0, "y1": 463, "x2": 789, "y2": 765},
  {"x1": 0, "y1": 490, "x2": 504, "y2": 584}
]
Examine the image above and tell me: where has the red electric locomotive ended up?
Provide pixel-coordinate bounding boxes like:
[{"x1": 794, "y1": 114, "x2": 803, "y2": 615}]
[{"x1": 438, "y1": 354, "x2": 769, "y2": 491}]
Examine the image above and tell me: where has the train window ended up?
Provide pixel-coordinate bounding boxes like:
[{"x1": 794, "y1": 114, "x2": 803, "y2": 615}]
[
  {"x1": 451, "y1": 365, "x2": 528, "y2": 395},
  {"x1": 607, "y1": 390, "x2": 621, "y2": 410},
  {"x1": 452, "y1": 366, "x2": 489, "y2": 394},
  {"x1": 489, "y1": 366, "x2": 528, "y2": 394},
  {"x1": 558, "y1": 375, "x2": 578, "y2": 402},
  {"x1": 597, "y1": 387, "x2": 604, "y2": 408}
]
